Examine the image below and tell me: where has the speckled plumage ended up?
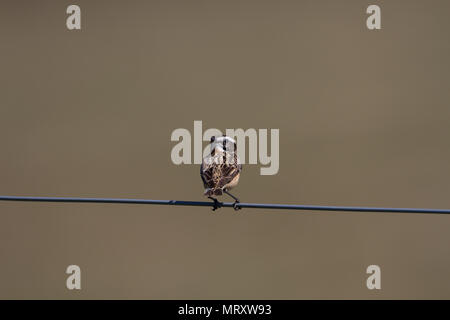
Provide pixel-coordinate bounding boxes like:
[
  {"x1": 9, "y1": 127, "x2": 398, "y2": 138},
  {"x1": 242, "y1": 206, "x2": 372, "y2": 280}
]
[{"x1": 200, "y1": 136, "x2": 242, "y2": 197}]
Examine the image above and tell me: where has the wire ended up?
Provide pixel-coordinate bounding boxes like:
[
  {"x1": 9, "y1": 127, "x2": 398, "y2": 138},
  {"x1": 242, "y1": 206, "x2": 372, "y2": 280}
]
[{"x1": 0, "y1": 195, "x2": 449, "y2": 214}]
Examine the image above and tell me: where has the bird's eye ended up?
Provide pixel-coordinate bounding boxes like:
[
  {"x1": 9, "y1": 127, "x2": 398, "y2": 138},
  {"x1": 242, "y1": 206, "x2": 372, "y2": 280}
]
[{"x1": 210, "y1": 136, "x2": 215, "y2": 143}]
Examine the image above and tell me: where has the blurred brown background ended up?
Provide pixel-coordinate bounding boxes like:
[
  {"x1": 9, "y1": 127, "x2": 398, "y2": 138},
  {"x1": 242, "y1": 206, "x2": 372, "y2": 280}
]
[{"x1": 1, "y1": 0, "x2": 450, "y2": 299}]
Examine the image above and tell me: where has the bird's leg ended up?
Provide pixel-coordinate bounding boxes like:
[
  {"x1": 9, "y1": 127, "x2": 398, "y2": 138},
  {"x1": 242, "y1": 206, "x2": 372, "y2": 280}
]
[
  {"x1": 208, "y1": 196, "x2": 222, "y2": 211},
  {"x1": 223, "y1": 190, "x2": 239, "y2": 202},
  {"x1": 223, "y1": 189, "x2": 241, "y2": 211}
]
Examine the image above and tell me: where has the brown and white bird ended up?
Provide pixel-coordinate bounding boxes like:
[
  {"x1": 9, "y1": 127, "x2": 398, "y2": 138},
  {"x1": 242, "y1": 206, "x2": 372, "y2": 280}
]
[{"x1": 200, "y1": 135, "x2": 242, "y2": 210}]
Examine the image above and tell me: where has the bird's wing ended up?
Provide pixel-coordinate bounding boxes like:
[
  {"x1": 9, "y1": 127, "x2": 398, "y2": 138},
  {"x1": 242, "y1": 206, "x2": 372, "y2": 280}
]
[
  {"x1": 216, "y1": 162, "x2": 241, "y2": 188},
  {"x1": 201, "y1": 153, "x2": 242, "y2": 190},
  {"x1": 200, "y1": 158, "x2": 215, "y2": 189},
  {"x1": 215, "y1": 152, "x2": 242, "y2": 188}
]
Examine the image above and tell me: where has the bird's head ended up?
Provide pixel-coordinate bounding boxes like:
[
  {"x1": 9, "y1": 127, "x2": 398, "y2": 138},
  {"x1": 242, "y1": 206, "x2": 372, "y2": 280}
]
[{"x1": 210, "y1": 135, "x2": 237, "y2": 155}]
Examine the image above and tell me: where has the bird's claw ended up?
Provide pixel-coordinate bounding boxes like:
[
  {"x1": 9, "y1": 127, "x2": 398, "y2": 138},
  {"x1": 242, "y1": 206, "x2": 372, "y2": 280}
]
[
  {"x1": 210, "y1": 198, "x2": 223, "y2": 211},
  {"x1": 233, "y1": 201, "x2": 241, "y2": 211}
]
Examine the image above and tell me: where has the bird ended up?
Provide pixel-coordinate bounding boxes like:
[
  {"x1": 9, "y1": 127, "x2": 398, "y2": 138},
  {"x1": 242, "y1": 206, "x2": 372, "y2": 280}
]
[{"x1": 200, "y1": 135, "x2": 242, "y2": 211}]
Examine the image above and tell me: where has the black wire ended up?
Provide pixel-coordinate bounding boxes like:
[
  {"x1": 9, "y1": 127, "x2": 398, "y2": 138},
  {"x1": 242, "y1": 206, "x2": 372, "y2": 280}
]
[{"x1": 0, "y1": 195, "x2": 449, "y2": 214}]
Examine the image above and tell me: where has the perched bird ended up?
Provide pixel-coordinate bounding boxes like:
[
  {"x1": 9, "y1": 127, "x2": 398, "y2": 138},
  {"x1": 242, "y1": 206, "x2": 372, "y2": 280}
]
[{"x1": 200, "y1": 135, "x2": 242, "y2": 211}]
